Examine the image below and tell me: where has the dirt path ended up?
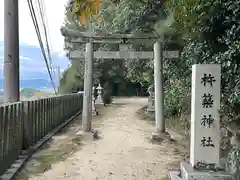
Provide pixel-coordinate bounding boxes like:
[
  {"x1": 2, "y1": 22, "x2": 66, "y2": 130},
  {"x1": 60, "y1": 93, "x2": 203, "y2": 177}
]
[{"x1": 16, "y1": 97, "x2": 187, "y2": 180}]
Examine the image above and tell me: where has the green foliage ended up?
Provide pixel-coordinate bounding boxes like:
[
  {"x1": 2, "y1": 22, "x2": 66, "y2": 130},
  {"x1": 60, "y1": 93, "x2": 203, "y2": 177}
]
[
  {"x1": 164, "y1": 80, "x2": 189, "y2": 117},
  {"x1": 61, "y1": 0, "x2": 240, "y2": 122},
  {"x1": 102, "y1": 90, "x2": 112, "y2": 104},
  {"x1": 60, "y1": 0, "x2": 170, "y2": 94},
  {"x1": 20, "y1": 88, "x2": 40, "y2": 97},
  {"x1": 226, "y1": 150, "x2": 240, "y2": 179},
  {"x1": 163, "y1": 0, "x2": 240, "y2": 120},
  {"x1": 102, "y1": 82, "x2": 112, "y2": 104},
  {"x1": 161, "y1": 0, "x2": 240, "y2": 175},
  {"x1": 59, "y1": 65, "x2": 84, "y2": 93},
  {"x1": 60, "y1": 0, "x2": 240, "y2": 173}
]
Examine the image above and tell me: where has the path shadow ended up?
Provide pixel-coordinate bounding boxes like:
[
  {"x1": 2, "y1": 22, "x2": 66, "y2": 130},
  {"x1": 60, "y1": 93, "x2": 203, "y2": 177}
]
[
  {"x1": 57, "y1": 116, "x2": 82, "y2": 136},
  {"x1": 108, "y1": 103, "x2": 127, "y2": 106},
  {"x1": 15, "y1": 116, "x2": 84, "y2": 180}
]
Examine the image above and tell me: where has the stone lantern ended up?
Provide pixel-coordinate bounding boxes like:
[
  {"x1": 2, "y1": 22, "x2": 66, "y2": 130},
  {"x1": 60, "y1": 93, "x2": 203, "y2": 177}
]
[
  {"x1": 147, "y1": 84, "x2": 155, "y2": 112},
  {"x1": 95, "y1": 83, "x2": 103, "y2": 104}
]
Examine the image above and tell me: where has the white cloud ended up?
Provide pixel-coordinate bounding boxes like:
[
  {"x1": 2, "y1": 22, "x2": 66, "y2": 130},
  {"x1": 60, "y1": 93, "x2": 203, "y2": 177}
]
[
  {"x1": 19, "y1": 56, "x2": 32, "y2": 61},
  {"x1": 21, "y1": 66, "x2": 46, "y2": 72},
  {"x1": 0, "y1": 0, "x2": 68, "y2": 54},
  {"x1": 1, "y1": 56, "x2": 32, "y2": 61}
]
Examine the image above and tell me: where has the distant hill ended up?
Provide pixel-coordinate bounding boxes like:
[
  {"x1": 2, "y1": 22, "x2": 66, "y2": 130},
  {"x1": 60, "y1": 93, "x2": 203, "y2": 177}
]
[
  {"x1": 20, "y1": 88, "x2": 40, "y2": 97},
  {"x1": 0, "y1": 78, "x2": 54, "y2": 90}
]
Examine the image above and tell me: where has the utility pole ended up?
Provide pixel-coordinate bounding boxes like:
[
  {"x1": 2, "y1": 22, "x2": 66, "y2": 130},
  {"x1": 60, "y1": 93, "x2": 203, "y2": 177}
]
[
  {"x1": 4, "y1": 0, "x2": 20, "y2": 103},
  {"x1": 153, "y1": 41, "x2": 165, "y2": 134}
]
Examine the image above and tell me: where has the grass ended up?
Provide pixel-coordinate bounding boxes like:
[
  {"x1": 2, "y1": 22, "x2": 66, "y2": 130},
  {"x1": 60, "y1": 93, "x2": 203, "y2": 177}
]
[
  {"x1": 136, "y1": 105, "x2": 190, "y2": 154},
  {"x1": 15, "y1": 133, "x2": 82, "y2": 179},
  {"x1": 136, "y1": 105, "x2": 189, "y2": 137},
  {"x1": 15, "y1": 137, "x2": 82, "y2": 179},
  {"x1": 161, "y1": 175, "x2": 171, "y2": 180}
]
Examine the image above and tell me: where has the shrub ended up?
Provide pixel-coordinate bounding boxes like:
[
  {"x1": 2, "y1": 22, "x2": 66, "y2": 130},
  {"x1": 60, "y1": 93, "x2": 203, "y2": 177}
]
[{"x1": 102, "y1": 90, "x2": 112, "y2": 104}]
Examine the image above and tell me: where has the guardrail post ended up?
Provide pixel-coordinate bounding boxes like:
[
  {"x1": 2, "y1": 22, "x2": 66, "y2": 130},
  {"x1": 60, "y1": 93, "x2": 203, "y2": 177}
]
[{"x1": 0, "y1": 106, "x2": 4, "y2": 173}]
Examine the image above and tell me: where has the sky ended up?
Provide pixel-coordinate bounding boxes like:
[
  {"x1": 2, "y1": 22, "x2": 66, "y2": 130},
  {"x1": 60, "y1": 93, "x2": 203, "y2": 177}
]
[
  {"x1": 0, "y1": 0, "x2": 68, "y2": 54},
  {"x1": 0, "y1": 0, "x2": 71, "y2": 83}
]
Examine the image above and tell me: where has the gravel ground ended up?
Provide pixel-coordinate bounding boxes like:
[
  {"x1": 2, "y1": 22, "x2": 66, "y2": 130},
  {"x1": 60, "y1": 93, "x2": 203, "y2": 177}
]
[{"x1": 16, "y1": 97, "x2": 187, "y2": 180}]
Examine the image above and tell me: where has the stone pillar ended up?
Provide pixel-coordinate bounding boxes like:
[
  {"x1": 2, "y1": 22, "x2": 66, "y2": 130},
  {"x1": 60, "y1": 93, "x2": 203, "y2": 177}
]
[
  {"x1": 169, "y1": 64, "x2": 232, "y2": 180},
  {"x1": 190, "y1": 64, "x2": 221, "y2": 166},
  {"x1": 95, "y1": 83, "x2": 103, "y2": 104}
]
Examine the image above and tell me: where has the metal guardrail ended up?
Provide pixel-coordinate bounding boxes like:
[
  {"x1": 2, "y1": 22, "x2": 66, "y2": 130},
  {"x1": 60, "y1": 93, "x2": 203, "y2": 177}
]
[{"x1": 0, "y1": 93, "x2": 83, "y2": 175}]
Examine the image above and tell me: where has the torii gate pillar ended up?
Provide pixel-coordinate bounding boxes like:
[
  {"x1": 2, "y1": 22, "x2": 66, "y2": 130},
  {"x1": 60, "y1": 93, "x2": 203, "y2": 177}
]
[
  {"x1": 153, "y1": 41, "x2": 165, "y2": 134},
  {"x1": 82, "y1": 42, "x2": 93, "y2": 132}
]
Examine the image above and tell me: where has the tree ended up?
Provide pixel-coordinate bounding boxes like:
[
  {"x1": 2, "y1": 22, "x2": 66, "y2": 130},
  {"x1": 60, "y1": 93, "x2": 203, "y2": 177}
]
[
  {"x1": 60, "y1": 0, "x2": 173, "y2": 95},
  {"x1": 163, "y1": 0, "x2": 240, "y2": 118},
  {"x1": 59, "y1": 65, "x2": 84, "y2": 93}
]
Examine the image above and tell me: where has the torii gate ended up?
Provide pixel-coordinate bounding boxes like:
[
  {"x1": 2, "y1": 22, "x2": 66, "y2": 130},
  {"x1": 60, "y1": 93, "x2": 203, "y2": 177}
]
[{"x1": 61, "y1": 29, "x2": 179, "y2": 137}]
